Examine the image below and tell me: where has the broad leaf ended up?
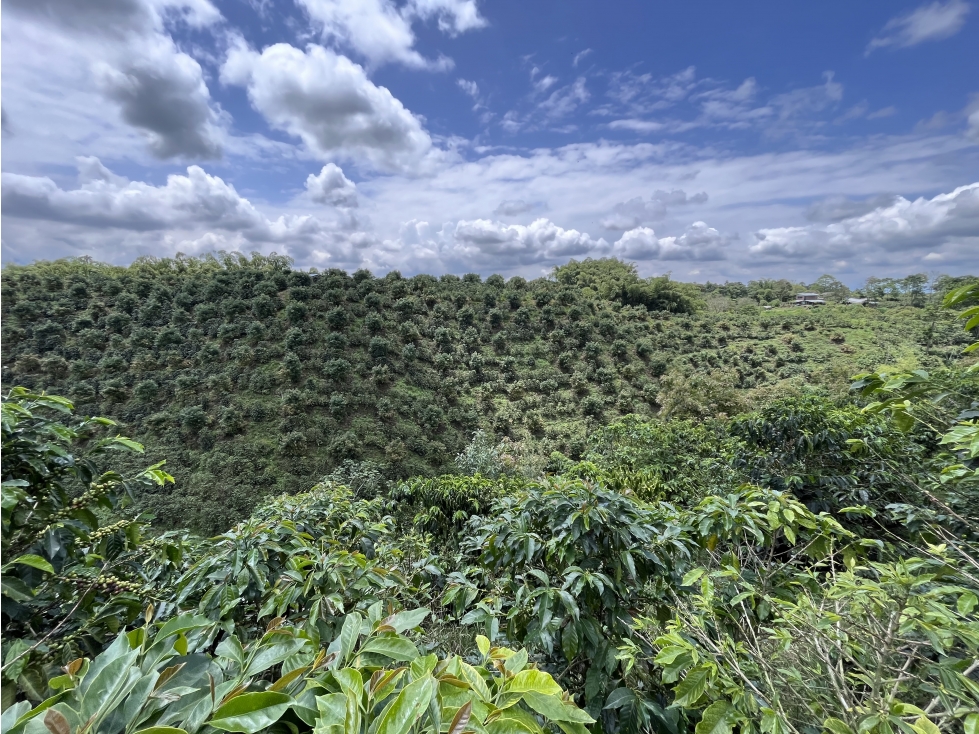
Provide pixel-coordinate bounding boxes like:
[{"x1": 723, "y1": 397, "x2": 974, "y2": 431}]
[{"x1": 208, "y1": 692, "x2": 292, "y2": 733}]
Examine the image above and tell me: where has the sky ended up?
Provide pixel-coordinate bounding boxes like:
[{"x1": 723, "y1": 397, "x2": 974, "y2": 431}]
[{"x1": 1, "y1": 0, "x2": 978, "y2": 284}]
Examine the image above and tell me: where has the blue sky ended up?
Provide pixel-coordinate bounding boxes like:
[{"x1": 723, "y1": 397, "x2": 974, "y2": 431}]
[{"x1": 2, "y1": 0, "x2": 977, "y2": 284}]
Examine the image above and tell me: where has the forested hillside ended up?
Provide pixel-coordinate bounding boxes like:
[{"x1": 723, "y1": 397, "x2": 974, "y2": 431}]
[
  {"x1": 1, "y1": 256, "x2": 973, "y2": 531},
  {"x1": 2, "y1": 259, "x2": 977, "y2": 734}
]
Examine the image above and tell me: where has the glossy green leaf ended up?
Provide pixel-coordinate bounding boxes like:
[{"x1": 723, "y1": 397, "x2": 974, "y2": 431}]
[
  {"x1": 5, "y1": 555, "x2": 55, "y2": 574},
  {"x1": 338, "y1": 612, "x2": 361, "y2": 665},
  {"x1": 521, "y1": 692, "x2": 594, "y2": 724},
  {"x1": 695, "y1": 702, "x2": 734, "y2": 734},
  {"x1": 374, "y1": 675, "x2": 436, "y2": 734},
  {"x1": 360, "y1": 636, "x2": 419, "y2": 662},
  {"x1": 823, "y1": 718, "x2": 855, "y2": 734},
  {"x1": 208, "y1": 692, "x2": 292, "y2": 733},
  {"x1": 507, "y1": 669, "x2": 562, "y2": 696},
  {"x1": 671, "y1": 665, "x2": 711, "y2": 708}
]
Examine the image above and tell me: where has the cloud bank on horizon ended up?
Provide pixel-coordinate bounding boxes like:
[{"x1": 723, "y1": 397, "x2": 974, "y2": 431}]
[{"x1": 1, "y1": 0, "x2": 977, "y2": 284}]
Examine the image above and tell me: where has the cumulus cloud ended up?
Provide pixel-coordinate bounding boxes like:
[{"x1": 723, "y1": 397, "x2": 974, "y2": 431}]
[
  {"x1": 867, "y1": 0, "x2": 970, "y2": 53},
  {"x1": 751, "y1": 182, "x2": 979, "y2": 260},
  {"x1": 392, "y1": 217, "x2": 608, "y2": 269},
  {"x1": 297, "y1": 0, "x2": 485, "y2": 69},
  {"x1": 221, "y1": 42, "x2": 437, "y2": 173},
  {"x1": 612, "y1": 222, "x2": 732, "y2": 261},
  {"x1": 95, "y1": 42, "x2": 222, "y2": 159},
  {"x1": 451, "y1": 217, "x2": 604, "y2": 262},
  {"x1": 305, "y1": 163, "x2": 359, "y2": 207},
  {"x1": 602, "y1": 189, "x2": 708, "y2": 230},
  {"x1": 0, "y1": 158, "x2": 372, "y2": 266},
  {"x1": 4, "y1": 0, "x2": 224, "y2": 159},
  {"x1": 386, "y1": 213, "x2": 731, "y2": 271}
]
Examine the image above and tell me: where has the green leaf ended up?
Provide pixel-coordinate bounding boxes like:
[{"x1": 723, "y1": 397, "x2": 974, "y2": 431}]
[
  {"x1": 603, "y1": 688, "x2": 635, "y2": 711},
  {"x1": 1, "y1": 577, "x2": 35, "y2": 602},
  {"x1": 245, "y1": 637, "x2": 307, "y2": 677},
  {"x1": 823, "y1": 718, "x2": 855, "y2": 734},
  {"x1": 681, "y1": 569, "x2": 706, "y2": 587},
  {"x1": 504, "y1": 649, "x2": 528, "y2": 674},
  {"x1": 208, "y1": 692, "x2": 292, "y2": 733},
  {"x1": 3, "y1": 554, "x2": 53, "y2": 574},
  {"x1": 374, "y1": 675, "x2": 436, "y2": 734},
  {"x1": 153, "y1": 615, "x2": 213, "y2": 646},
  {"x1": 507, "y1": 669, "x2": 562, "y2": 697},
  {"x1": 964, "y1": 713, "x2": 979, "y2": 734},
  {"x1": 521, "y1": 692, "x2": 594, "y2": 724},
  {"x1": 909, "y1": 717, "x2": 940, "y2": 734},
  {"x1": 360, "y1": 636, "x2": 419, "y2": 662},
  {"x1": 410, "y1": 654, "x2": 437, "y2": 680},
  {"x1": 695, "y1": 702, "x2": 734, "y2": 734},
  {"x1": 476, "y1": 636, "x2": 490, "y2": 658},
  {"x1": 108, "y1": 436, "x2": 145, "y2": 452},
  {"x1": 134, "y1": 728, "x2": 189, "y2": 734},
  {"x1": 334, "y1": 669, "x2": 362, "y2": 734},
  {"x1": 957, "y1": 591, "x2": 978, "y2": 616},
  {"x1": 1, "y1": 701, "x2": 31, "y2": 734},
  {"x1": 216, "y1": 636, "x2": 245, "y2": 667},
  {"x1": 671, "y1": 665, "x2": 711, "y2": 708},
  {"x1": 384, "y1": 609, "x2": 429, "y2": 634},
  {"x1": 339, "y1": 612, "x2": 361, "y2": 664},
  {"x1": 486, "y1": 708, "x2": 540, "y2": 734},
  {"x1": 561, "y1": 623, "x2": 579, "y2": 663},
  {"x1": 313, "y1": 693, "x2": 345, "y2": 734}
]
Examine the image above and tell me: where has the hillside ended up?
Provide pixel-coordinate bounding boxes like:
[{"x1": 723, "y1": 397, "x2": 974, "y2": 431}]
[{"x1": 1, "y1": 255, "x2": 973, "y2": 531}]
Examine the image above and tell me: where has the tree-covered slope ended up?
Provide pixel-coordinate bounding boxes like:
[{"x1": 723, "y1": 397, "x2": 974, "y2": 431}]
[{"x1": 1, "y1": 255, "x2": 972, "y2": 531}]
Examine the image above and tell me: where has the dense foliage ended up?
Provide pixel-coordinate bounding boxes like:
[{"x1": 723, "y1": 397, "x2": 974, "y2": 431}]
[
  {"x1": 1, "y1": 260, "x2": 977, "y2": 734},
  {"x1": 1, "y1": 256, "x2": 972, "y2": 532}
]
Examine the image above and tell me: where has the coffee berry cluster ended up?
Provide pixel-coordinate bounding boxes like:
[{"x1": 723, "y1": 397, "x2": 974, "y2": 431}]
[{"x1": 61, "y1": 573, "x2": 140, "y2": 595}]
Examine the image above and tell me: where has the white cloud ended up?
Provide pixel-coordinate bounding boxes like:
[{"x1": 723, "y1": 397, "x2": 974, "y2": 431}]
[
  {"x1": 352, "y1": 133, "x2": 977, "y2": 279},
  {"x1": 750, "y1": 182, "x2": 979, "y2": 260},
  {"x1": 603, "y1": 69, "x2": 843, "y2": 137},
  {"x1": 868, "y1": 0, "x2": 970, "y2": 53},
  {"x1": 94, "y1": 39, "x2": 223, "y2": 159},
  {"x1": 868, "y1": 106, "x2": 898, "y2": 120},
  {"x1": 612, "y1": 222, "x2": 732, "y2": 261},
  {"x1": 0, "y1": 158, "x2": 372, "y2": 266},
  {"x1": 804, "y1": 193, "x2": 900, "y2": 222},
  {"x1": 572, "y1": 49, "x2": 592, "y2": 68},
  {"x1": 305, "y1": 163, "x2": 359, "y2": 207},
  {"x1": 608, "y1": 119, "x2": 666, "y2": 134},
  {"x1": 457, "y1": 79, "x2": 479, "y2": 98},
  {"x1": 602, "y1": 189, "x2": 708, "y2": 230},
  {"x1": 450, "y1": 217, "x2": 604, "y2": 263},
  {"x1": 968, "y1": 95, "x2": 979, "y2": 138},
  {"x1": 534, "y1": 74, "x2": 559, "y2": 93},
  {"x1": 494, "y1": 199, "x2": 538, "y2": 216},
  {"x1": 768, "y1": 72, "x2": 843, "y2": 124},
  {"x1": 221, "y1": 41, "x2": 438, "y2": 174},
  {"x1": 538, "y1": 77, "x2": 590, "y2": 121},
  {"x1": 297, "y1": 0, "x2": 485, "y2": 69},
  {"x1": 3, "y1": 0, "x2": 224, "y2": 160},
  {"x1": 390, "y1": 217, "x2": 608, "y2": 269}
]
